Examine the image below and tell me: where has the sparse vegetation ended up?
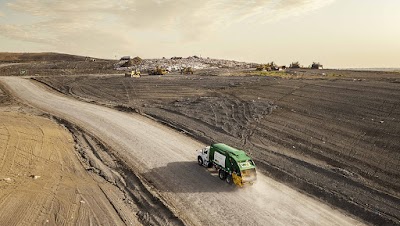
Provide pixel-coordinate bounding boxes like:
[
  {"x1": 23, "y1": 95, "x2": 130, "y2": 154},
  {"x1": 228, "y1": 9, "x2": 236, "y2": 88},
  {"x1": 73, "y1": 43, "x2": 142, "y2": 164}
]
[
  {"x1": 311, "y1": 62, "x2": 323, "y2": 69},
  {"x1": 289, "y1": 62, "x2": 301, "y2": 68},
  {"x1": 250, "y1": 70, "x2": 290, "y2": 78},
  {"x1": 256, "y1": 62, "x2": 279, "y2": 71},
  {"x1": 256, "y1": 65, "x2": 266, "y2": 71},
  {"x1": 266, "y1": 61, "x2": 277, "y2": 68}
]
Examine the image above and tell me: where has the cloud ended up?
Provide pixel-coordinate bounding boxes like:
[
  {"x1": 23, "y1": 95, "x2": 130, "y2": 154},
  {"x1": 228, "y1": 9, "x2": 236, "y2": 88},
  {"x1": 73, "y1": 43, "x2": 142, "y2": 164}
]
[
  {"x1": 0, "y1": 24, "x2": 57, "y2": 44},
  {"x1": 1, "y1": 0, "x2": 335, "y2": 56},
  {"x1": 0, "y1": 11, "x2": 4, "y2": 17},
  {"x1": 106, "y1": 0, "x2": 335, "y2": 39}
]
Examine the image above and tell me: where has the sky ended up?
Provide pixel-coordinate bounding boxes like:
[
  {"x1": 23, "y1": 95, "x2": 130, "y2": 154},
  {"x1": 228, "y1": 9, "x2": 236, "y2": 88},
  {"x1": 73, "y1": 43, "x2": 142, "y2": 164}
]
[{"x1": 0, "y1": 0, "x2": 399, "y2": 68}]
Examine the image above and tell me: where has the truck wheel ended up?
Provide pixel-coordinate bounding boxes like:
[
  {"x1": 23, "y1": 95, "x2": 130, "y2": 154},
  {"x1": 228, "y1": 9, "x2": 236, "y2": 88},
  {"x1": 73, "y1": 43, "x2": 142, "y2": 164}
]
[
  {"x1": 219, "y1": 170, "x2": 227, "y2": 180},
  {"x1": 198, "y1": 157, "x2": 203, "y2": 166},
  {"x1": 207, "y1": 162, "x2": 213, "y2": 168},
  {"x1": 226, "y1": 175, "x2": 233, "y2": 184}
]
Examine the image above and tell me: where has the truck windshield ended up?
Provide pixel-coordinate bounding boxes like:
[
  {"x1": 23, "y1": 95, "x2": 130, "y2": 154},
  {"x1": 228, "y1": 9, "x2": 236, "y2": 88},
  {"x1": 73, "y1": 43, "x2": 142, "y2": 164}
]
[{"x1": 239, "y1": 160, "x2": 255, "y2": 168}]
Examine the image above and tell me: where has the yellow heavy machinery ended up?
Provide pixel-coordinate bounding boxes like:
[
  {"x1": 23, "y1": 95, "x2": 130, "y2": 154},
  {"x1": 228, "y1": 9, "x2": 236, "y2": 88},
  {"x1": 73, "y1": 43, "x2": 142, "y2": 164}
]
[
  {"x1": 149, "y1": 66, "x2": 167, "y2": 75},
  {"x1": 125, "y1": 69, "x2": 141, "y2": 77}
]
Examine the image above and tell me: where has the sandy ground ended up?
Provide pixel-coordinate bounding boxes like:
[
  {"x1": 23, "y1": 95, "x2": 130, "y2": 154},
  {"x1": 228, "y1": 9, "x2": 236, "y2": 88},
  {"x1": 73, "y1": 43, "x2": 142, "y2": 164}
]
[
  {"x1": 0, "y1": 112, "x2": 136, "y2": 225},
  {"x1": 0, "y1": 77, "x2": 364, "y2": 226}
]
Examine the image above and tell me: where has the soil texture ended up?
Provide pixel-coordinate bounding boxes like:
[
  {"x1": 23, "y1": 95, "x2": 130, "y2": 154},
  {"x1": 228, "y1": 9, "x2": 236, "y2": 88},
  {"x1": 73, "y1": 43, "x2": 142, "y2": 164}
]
[
  {"x1": 0, "y1": 77, "x2": 364, "y2": 226},
  {"x1": 35, "y1": 72, "x2": 400, "y2": 225}
]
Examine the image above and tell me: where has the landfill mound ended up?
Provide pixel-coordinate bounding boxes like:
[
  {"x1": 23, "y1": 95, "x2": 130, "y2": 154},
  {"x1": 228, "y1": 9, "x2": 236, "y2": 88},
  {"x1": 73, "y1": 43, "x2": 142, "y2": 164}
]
[{"x1": 0, "y1": 52, "x2": 258, "y2": 76}]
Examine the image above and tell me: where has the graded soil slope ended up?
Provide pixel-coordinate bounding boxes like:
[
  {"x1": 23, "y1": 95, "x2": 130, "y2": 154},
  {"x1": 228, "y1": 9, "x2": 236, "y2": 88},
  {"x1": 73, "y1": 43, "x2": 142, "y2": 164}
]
[
  {"x1": 0, "y1": 112, "x2": 136, "y2": 225},
  {"x1": 1, "y1": 77, "x2": 363, "y2": 226},
  {"x1": 0, "y1": 52, "x2": 117, "y2": 76},
  {"x1": 35, "y1": 74, "x2": 400, "y2": 225}
]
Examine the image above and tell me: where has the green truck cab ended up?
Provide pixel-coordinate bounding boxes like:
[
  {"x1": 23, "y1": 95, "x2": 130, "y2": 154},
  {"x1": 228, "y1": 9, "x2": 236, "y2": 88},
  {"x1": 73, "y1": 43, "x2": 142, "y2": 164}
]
[{"x1": 198, "y1": 143, "x2": 257, "y2": 186}]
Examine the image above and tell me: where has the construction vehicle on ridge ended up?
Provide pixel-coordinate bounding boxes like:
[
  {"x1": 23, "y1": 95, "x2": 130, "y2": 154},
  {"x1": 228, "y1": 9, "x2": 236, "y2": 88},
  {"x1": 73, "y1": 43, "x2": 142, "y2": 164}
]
[
  {"x1": 149, "y1": 66, "x2": 167, "y2": 75},
  {"x1": 125, "y1": 69, "x2": 141, "y2": 77}
]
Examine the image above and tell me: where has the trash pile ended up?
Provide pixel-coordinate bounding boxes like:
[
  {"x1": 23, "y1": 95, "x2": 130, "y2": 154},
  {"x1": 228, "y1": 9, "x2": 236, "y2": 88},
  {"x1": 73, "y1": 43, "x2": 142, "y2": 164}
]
[{"x1": 115, "y1": 56, "x2": 257, "y2": 72}]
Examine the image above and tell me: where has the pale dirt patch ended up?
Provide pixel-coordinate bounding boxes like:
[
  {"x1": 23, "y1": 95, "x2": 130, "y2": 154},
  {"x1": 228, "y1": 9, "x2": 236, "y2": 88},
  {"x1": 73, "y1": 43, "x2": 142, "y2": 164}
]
[{"x1": 0, "y1": 112, "x2": 137, "y2": 225}]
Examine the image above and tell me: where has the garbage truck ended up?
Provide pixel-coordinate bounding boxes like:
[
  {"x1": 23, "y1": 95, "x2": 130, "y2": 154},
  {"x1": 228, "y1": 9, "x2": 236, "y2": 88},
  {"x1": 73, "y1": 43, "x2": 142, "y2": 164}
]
[{"x1": 198, "y1": 143, "x2": 257, "y2": 186}]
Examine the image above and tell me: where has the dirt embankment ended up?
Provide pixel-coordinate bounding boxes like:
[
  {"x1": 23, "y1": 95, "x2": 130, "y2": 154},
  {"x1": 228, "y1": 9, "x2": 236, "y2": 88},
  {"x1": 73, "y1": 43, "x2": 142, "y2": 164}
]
[
  {"x1": 36, "y1": 74, "x2": 400, "y2": 225},
  {"x1": 0, "y1": 52, "x2": 257, "y2": 77},
  {"x1": 0, "y1": 52, "x2": 117, "y2": 76},
  {"x1": 0, "y1": 84, "x2": 12, "y2": 106},
  {"x1": 0, "y1": 52, "x2": 95, "y2": 62},
  {"x1": 0, "y1": 61, "x2": 117, "y2": 76},
  {"x1": 0, "y1": 84, "x2": 183, "y2": 225}
]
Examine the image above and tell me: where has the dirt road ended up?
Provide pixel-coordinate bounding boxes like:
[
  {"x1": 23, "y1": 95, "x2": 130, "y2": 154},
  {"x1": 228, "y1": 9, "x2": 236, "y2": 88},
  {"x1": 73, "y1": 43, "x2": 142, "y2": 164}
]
[
  {"x1": 1, "y1": 77, "x2": 363, "y2": 225},
  {"x1": 0, "y1": 63, "x2": 26, "y2": 68}
]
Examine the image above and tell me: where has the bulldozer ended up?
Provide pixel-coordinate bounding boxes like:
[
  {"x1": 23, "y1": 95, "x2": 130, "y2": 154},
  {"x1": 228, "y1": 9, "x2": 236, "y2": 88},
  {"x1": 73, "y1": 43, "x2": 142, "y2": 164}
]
[
  {"x1": 125, "y1": 69, "x2": 141, "y2": 77},
  {"x1": 180, "y1": 67, "x2": 194, "y2": 75},
  {"x1": 149, "y1": 66, "x2": 167, "y2": 75}
]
